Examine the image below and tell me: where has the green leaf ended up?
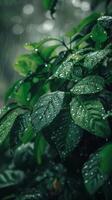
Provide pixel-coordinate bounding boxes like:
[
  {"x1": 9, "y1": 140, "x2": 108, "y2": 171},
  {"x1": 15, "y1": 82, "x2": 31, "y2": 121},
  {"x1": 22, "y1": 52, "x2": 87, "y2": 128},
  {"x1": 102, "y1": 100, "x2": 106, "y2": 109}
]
[
  {"x1": 43, "y1": 110, "x2": 83, "y2": 159},
  {"x1": 15, "y1": 54, "x2": 43, "y2": 76},
  {"x1": 82, "y1": 143, "x2": 112, "y2": 194},
  {"x1": 31, "y1": 91, "x2": 65, "y2": 132},
  {"x1": 10, "y1": 112, "x2": 32, "y2": 148},
  {"x1": 42, "y1": 0, "x2": 58, "y2": 16},
  {"x1": 70, "y1": 97, "x2": 110, "y2": 138},
  {"x1": 24, "y1": 38, "x2": 59, "y2": 51},
  {"x1": 42, "y1": 0, "x2": 54, "y2": 10},
  {"x1": 67, "y1": 12, "x2": 100, "y2": 37},
  {"x1": 91, "y1": 24, "x2": 107, "y2": 43},
  {"x1": 100, "y1": 143, "x2": 112, "y2": 174},
  {"x1": 34, "y1": 134, "x2": 47, "y2": 165},
  {"x1": 15, "y1": 82, "x2": 31, "y2": 106},
  {"x1": 0, "y1": 103, "x2": 18, "y2": 121},
  {"x1": 0, "y1": 109, "x2": 24, "y2": 146},
  {"x1": 54, "y1": 61, "x2": 83, "y2": 82},
  {"x1": 71, "y1": 75, "x2": 104, "y2": 95},
  {"x1": 98, "y1": 16, "x2": 112, "y2": 29},
  {"x1": 39, "y1": 44, "x2": 59, "y2": 60},
  {"x1": 0, "y1": 170, "x2": 24, "y2": 189},
  {"x1": 82, "y1": 151, "x2": 108, "y2": 194},
  {"x1": 84, "y1": 49, "x2": 111, "y2": 70}
]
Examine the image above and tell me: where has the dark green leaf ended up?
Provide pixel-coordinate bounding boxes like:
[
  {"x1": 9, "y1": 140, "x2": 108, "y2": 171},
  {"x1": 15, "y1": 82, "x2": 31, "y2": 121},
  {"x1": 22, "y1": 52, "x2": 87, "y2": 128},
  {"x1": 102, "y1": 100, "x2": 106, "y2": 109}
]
[
  {"x1": 0, "y1": 109, "x2": 24, "y2": 145},
  {"x1": 84, "y1": 49, "x2": 111, "y2": 70},
  {"x1": 98, "y1": 16, "x2": 112, "y2": 29},
  {"x1": 82, "y1": 151, "x2": 108, "y2": 194},
  {"x1": 71, "y1": 75, "x2": 104, "y2": 95},
  {"x1": 53, "y1": 54, "x2": 83, "y2": 82},
  {"x1": 10, "y1": 112, "x2": 32, "y2": 148},
  {"x1": 70, "y1": 97, "x2": 110, "y2": 138},
  {"x1": 67, "y1": 12, "x2": 100, "y2": 37},
  {"x1": 0, "y1": 170, "x2": 24, "y2": 189},
  {"x1": 91, "y1": 24, "x2": 107, "y2": 43},
  {"x1": 100, "y1": 143, "x2": 112, "y2": 174},
  {"x1": 43, "y1": 110, "x2": 83, "y2": 159},
  {"x1": 35, "y1": 134, "x2": 47, "y2": 165},
  {"x1": 31, "y1": 91, "x2": 65, "y2": 132}
]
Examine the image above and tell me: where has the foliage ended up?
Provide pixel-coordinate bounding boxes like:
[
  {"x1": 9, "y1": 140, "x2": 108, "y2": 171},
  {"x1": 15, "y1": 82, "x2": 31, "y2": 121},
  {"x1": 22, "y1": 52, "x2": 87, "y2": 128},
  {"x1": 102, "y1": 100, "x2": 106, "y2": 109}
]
[{"x1": 1, "y1": 11, "x2": 112, "y2": 200}]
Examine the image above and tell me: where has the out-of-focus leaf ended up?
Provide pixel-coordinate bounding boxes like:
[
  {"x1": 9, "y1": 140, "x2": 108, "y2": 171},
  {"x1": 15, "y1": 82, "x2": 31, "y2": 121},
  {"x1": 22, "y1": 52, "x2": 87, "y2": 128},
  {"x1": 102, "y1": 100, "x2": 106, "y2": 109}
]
[
  {"x1": 67, "y1": 13, "x2": 100, "y2": 37},
  {"x1": 0, "y1": 170, "x2": 24, "y2": 189},
  {"x1": 15, "y1": 54, "x2": 43, "y2": 76},
  {"x1": 91, "y1": 24, "x2": 107, "y2": 43},
  {"x1": 15, "y1": 82, "x2": 31, "y2": 106},
  {"x1": 35, "y1": 134, "x2": 47, "y2": 165},
  {"x1": 24, "y1": 38, "x2": 59, "y2": 51}
]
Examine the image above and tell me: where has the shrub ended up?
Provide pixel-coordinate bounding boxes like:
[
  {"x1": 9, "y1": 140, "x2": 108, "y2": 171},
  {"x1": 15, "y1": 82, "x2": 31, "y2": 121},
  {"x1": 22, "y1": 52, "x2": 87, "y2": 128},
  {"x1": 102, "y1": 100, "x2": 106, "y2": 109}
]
[{"x1": 1, "y1": 12, "x2": 112, "y2": 200}]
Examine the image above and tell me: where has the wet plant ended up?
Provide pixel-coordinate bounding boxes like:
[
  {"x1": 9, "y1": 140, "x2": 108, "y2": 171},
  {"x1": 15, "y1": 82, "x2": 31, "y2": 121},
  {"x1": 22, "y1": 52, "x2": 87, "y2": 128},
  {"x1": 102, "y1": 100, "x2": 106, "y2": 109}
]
[{"x1": 1, "y1": 11, "x2": 112, "y2": 200}]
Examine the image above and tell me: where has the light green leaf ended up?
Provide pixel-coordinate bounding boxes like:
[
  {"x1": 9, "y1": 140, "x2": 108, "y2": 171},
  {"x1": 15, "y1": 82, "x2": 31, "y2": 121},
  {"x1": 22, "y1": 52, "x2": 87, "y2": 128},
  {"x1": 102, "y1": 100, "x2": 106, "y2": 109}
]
[
  {"x1": 70, "y1": 97, "x2": 110, "y2": 138},
  {"x1": 15, "y1": 82, "x2": 31, "y2": 106},
  {"x1": 71, "y1": 75, "x2": 104, "y2": 95},
  {"x1": 24, "y1": 38, "x2": 59, "y2": 51},
  {"x1": 15, "y1": 54, "x2": 43, "y2": 76},
  {"x1": 31, "y1": 91, "x2": 65, "y2": 132}
]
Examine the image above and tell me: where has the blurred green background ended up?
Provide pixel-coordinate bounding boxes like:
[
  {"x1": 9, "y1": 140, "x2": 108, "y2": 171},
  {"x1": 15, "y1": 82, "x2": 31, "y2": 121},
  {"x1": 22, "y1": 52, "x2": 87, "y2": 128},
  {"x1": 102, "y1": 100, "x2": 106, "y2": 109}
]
[{"x1": 0, "y1": 0, "x2": 109, "y2": 105}]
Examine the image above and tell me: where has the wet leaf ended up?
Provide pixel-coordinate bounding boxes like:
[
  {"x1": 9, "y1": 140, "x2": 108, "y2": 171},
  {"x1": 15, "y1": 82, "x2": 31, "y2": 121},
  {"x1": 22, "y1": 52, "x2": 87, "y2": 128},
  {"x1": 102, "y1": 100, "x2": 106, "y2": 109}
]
[
  {"x1": 71, "y1": 75, "x2": 104, "y2": 95},
  {"x1": 0, "y1": 109, "x2": 24, "y2": 145},
  {"x1": 82, "y1": 152, "x2": 108, "y2": 194},
  {"x1": 43, "y1": 110, "x2": 83, "y2": 159},
  {"x1": 31, "y1": 91, "x2": 65, "y2": 132},
  {"x1": 54, "y1": 59, "x2": 83, "y2": 82},
  {"x1": 84, "y1": 49, "x2": 111, "y2": 70},
  {"x1": 10, "y1": 112, "x2": 32, "y2": 148},
  {"x1": 98, "y1": 16, "x2": 112, "y2": 29},
  {"x1": 70, "y1": 97, "x2": 111, "y2": 138},
  {"x1": 0, "y1": 103, "x2": 18, "y2": 121}
]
